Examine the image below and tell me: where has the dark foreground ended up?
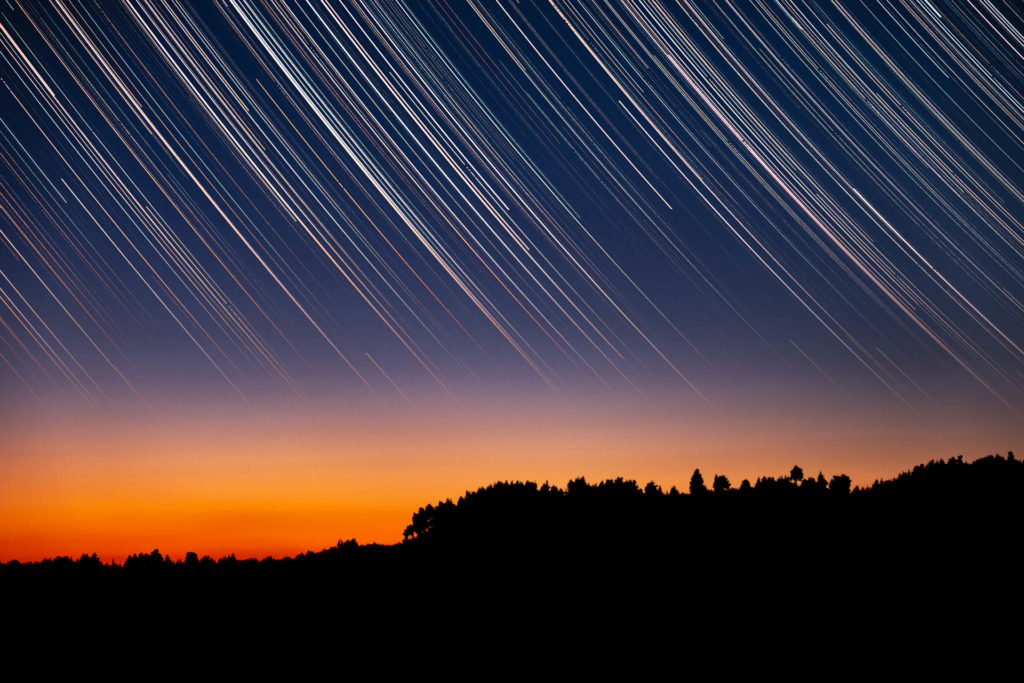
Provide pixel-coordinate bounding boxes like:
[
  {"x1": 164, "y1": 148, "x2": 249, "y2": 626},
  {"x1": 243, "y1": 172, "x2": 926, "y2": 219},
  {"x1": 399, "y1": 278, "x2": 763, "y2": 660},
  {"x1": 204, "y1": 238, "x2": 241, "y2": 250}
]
[{"x1": 4, "y1": 453, "x2": 1021, "y2": 646}]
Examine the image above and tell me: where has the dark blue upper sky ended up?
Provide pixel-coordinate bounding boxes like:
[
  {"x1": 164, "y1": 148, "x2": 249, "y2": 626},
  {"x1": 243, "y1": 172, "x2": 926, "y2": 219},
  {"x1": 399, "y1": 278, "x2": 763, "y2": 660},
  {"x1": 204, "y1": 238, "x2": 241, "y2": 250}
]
[{"x1": 2, "y1": 0, "x2": 1023, "y2": 419}]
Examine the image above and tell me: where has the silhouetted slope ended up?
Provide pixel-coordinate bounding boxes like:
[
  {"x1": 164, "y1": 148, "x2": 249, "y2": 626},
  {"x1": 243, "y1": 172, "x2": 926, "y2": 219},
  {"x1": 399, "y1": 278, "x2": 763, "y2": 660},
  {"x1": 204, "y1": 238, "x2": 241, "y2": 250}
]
[
  {"x1": 5, "y1": 451, "x2": 1022, "y2": 650},
  {"x1": 401, "y1": 453, "x2": 1020, "y2": 563},
  {"x1": 3, "y1": 452, "x2": 1020, "y2": 579}
]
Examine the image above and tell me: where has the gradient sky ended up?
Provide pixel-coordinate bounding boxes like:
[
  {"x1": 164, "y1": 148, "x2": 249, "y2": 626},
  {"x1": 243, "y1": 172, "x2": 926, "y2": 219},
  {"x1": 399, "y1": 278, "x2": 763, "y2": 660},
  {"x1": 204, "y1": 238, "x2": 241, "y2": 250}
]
[{"x1": 2, "y1": 0, "x2": 1022, "y2": 561}]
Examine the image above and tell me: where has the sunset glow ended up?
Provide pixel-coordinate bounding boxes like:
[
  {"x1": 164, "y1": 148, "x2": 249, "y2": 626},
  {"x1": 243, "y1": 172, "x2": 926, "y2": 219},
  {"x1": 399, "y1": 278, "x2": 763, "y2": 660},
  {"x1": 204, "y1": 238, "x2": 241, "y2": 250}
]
[{"x1": 2, "y1": 1, "x2": 1022, "y2": 562}]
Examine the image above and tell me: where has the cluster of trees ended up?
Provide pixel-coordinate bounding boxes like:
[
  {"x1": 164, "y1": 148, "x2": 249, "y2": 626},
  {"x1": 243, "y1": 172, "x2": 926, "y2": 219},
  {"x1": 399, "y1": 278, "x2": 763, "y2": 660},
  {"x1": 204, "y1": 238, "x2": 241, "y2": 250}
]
[
  {"x1": 4, "y1": 540, "x2": 386, "y2": 572},
  {"x1": 397, "y1": 452, "x2": 1020, "y2": 571},
  {"x1": 683, "y1": 463, "x2": 851, "y2": 496},
  {"x1": 2, "y1": 451, "x2": 1018, "y2": 572},
  {"x1": 4, "y1": 550, "x2": 248, "y2": 572},
  {"x1": 400, "y1": 458, "x2": 885, "y2": 544}
]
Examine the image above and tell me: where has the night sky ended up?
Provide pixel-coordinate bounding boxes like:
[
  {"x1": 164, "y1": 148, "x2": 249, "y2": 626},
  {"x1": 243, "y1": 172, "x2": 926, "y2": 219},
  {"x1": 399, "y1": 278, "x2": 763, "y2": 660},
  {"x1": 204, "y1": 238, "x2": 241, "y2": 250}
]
[{"x1": 2, "y1": 0, "x2": 1023, "y2": 560}]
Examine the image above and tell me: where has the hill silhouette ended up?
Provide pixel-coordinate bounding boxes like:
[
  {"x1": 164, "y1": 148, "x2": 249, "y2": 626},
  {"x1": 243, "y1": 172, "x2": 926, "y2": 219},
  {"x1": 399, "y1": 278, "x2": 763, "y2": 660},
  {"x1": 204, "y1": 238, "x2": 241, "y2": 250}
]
[
  {"x1": 5, "y1": 451, "x2": 1021, "y2": 648},
  {"x1": 4, "y1": 451, "x2": 1019, "y2": 576}
]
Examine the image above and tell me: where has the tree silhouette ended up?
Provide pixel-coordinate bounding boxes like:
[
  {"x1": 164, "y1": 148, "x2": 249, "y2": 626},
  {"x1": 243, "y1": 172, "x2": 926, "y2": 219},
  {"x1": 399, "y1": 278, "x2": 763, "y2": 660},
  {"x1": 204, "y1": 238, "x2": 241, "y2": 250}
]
[
  {"x1": 690, "y1": 469, "x2": 707, "y2": 495},
  {"x1": 790, "y1": 465, "x2": 804, "y2": 483},
  {"x1": 712, "y1": 474, "x2": 731, "y2": 492},
  {"x1": 829, "y1": 474, "x2": 851, "y2": 495}
]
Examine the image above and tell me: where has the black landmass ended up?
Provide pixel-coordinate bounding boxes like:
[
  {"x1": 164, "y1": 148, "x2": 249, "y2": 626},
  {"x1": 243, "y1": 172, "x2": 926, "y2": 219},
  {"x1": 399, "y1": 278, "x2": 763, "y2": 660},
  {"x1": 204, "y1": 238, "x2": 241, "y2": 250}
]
[
  {"x1": 4, "y1": 451, "x2": 1022, "y2": 640},
  {"x1": 4, "y1": 450, "x2": 1019, "y2": 655},
  {"x1": 5, "y1": 451, "x2": 1020, "y2": 575}
]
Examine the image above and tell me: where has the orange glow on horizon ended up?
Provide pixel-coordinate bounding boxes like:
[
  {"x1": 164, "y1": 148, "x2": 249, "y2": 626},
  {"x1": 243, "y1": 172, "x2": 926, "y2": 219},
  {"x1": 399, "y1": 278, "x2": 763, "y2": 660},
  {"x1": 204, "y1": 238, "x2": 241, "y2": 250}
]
[{"x1": 1, "y1": 396, "x2": 1019, "y2": 562}]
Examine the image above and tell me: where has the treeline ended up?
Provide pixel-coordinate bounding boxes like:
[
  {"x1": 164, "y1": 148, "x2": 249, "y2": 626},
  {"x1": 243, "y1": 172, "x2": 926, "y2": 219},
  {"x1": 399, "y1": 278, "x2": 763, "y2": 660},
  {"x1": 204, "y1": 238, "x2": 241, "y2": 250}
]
[
  {"x1": 398, "y1": 452, "x2": 1021, "y2": 562},
  {"x1": 3, "y1": 451, "x2": 1020, "y2": 573}
]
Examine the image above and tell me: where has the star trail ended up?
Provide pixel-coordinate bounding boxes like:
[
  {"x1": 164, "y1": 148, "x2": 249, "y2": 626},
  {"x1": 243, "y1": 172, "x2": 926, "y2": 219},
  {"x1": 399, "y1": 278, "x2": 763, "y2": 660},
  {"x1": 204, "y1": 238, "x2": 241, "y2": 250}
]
[
  {"x1": 1, "y1": 1, "x2": 1023, "y2": 559},
  {"x1": 2, "y1": 0, "x2": 1024, "y2": 409}
]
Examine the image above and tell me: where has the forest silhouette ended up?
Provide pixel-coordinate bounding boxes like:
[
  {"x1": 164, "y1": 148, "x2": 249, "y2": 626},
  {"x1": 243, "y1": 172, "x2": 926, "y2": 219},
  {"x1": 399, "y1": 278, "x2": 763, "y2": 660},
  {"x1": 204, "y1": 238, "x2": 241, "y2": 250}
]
[
  {"x1": 7, "y1": 451, "x2": 1018, "y2": 652},
  {"x1": 5, "y1": 449, "x2": 1022, "y2": 642},
  {"x1": 4, "y1": 451, "x2": 1019, "y2": 581}
]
